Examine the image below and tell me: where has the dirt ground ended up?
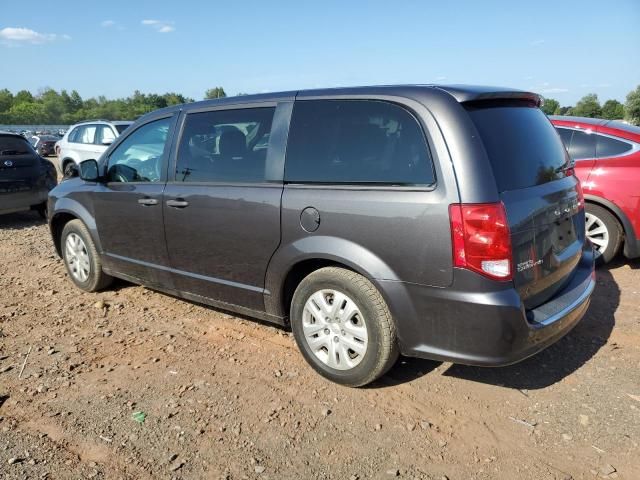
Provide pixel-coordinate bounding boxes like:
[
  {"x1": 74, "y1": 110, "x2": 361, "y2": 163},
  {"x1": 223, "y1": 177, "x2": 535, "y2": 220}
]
[{"x1": 0, "y1": 206, "x2": 639, "y2": 479}]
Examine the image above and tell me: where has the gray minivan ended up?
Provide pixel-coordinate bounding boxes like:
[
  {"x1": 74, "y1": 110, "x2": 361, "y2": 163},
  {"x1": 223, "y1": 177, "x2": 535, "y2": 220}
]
[{"x1": 48, "y1": 85, "x2": 595, "y2": 386}]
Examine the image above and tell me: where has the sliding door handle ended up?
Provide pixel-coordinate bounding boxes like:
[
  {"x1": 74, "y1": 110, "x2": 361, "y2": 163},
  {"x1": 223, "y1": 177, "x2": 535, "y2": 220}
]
[{"x1": 137, "y1": 198, "x2": 158, "y2": 206}]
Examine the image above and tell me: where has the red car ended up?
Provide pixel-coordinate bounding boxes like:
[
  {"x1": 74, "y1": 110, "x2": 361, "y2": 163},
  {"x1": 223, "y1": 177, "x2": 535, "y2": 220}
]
[{"x1": 551, "y1": 116, "x2": 640, "y2": 264}]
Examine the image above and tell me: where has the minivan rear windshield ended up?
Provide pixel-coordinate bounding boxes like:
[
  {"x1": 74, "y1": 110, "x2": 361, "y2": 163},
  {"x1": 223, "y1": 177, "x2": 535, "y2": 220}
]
[
  {"x1": 466, "y1": 104, "x2": 569, "y2": 192},
  {"x1": 0, "y1": 136, "x2": 33, "y2": 155}
]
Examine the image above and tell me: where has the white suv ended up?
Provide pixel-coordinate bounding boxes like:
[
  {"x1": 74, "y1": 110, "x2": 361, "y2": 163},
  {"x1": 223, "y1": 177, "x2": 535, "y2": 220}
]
[{"x1": 57, "y1": 120, "x2": 132, "y2": 175}]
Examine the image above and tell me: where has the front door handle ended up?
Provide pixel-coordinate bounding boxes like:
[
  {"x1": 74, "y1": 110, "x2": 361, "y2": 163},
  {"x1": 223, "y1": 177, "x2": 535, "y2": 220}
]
[
  {"x1": 138, "y1": 198, "x2": 158, "y2": 206},
  {"x1": 166, "y1": 199, "x2": 189, "y2": 208}
]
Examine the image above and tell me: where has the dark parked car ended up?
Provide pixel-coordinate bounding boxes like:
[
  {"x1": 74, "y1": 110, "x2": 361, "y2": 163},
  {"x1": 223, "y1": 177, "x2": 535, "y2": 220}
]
[
  {"x1": 550, "y1": 116, "x2": 640, "y2": 264},
  {"x1": 29, "y1": 135, "x2": 60, "y2": 157},
  {"x1": 1, "y1": 131, "x2": 57, "y2": 217},
  {"x1": 48, "y1": 85, "x2": 594, "y2": 386}
]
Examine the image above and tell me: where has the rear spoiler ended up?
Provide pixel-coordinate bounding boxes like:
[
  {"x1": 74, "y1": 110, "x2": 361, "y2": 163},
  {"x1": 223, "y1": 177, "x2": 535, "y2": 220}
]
[{"x1": 433, "y1": 85, "x2": 542, "y2": 107}]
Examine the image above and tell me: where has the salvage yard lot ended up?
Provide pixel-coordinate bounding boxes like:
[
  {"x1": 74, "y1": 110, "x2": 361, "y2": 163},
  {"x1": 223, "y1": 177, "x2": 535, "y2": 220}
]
[{"x1": 0, "y1": 210, "x2": 639, "y2": 480}]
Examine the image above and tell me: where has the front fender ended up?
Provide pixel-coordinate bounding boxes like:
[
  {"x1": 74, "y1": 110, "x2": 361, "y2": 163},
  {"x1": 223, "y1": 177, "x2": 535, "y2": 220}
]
[
  {"x1": 264, "y1": 235, "x2": 401, "y2": 318},
  {"x1": 49, "y1": 193, "x2": 101, "y2": 257}
]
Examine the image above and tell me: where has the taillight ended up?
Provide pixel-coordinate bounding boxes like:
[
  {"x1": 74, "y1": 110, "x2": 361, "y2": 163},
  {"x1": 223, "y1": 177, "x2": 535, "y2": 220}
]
[
  {"x1": 449, "y1": 202, "x2": 513, "y2": 281},
  {"x1": 576, "y1": 181, "x2": 585, "y2": 210}
]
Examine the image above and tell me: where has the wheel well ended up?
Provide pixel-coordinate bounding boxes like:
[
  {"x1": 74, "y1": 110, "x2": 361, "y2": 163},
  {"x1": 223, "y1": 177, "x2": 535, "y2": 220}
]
[
  {"x1": 51, "y1": 213, "x2": 77, "y2": 257},
  {"x1": 585, "y1": 200, "x2": 624, "y2": 236},
  {"x1": 61, "y1": 158, "x2": 74, "y2": 169},
  {"x1": 281, "y1": 259, "x2": 353, "y2": 318}
]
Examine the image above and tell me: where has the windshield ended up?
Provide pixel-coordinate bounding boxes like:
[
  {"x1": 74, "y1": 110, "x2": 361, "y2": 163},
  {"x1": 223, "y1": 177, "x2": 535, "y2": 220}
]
[{"x1": 115, "y1": 124, "x2": 131, "y2": 134}]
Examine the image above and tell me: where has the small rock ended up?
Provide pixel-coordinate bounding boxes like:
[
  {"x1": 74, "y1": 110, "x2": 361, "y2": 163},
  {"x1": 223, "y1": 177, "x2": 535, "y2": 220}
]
[
  {"x1": 274, "y1": 370, "x2": 282, "y2": 377},
  {"x1": 350, "y1": 475, "x2": 359, "y2": 480},
  {"x1": 93, "y1": 300, "x2": 106, "y2": 309},
  {"x1": 420, "y1": 421, "x2": 431, "y2": 430},
  {"x1": 407, "y1": 423, "x2": 416, "y2": 432},
  {"x1": 374, "y1": 424, "x2": 382, "y2": 431},
  {"x1": 8, "y1": 457, "x2": 22, "y2": 465},
  {"x1": 386, "y1": 468, "x2": 400, "y2": 476},
  {"x1": 600, "y1": 464, "x2": 616, "y2": 475},
  {"x1": 562, "y1": 433, "x2": 573, "y2": 441},
  {"x1": 322, "y1": 408, "x2": 332, "y2": 417},
  {"x1": 167, "y1": 453, "x2": 178, "y2": 464},
  {"x1": 254, "y1": 465, "x2": 266, "y2": 474},
  {"x1": 170, "y1": 460, "x2": 184, "y2": 472}
]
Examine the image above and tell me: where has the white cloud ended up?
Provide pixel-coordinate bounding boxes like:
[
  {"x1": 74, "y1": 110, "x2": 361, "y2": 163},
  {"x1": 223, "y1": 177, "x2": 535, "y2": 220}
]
[
  {"x1": 0, "y1": 27, "x2": 69, "y2": 44},
  {"x1": 540, "y1": 87, "x2": 569, "y2": 94},
  {"x1": 101, "y1": 20, "x2": 115, "y2": 27},
  {"x1": 530, "y1": 39, "x2": 545, "y2": 46},
  {"x1": 435, "y1": 75, "x2": 447, "y2": 81},
  {"x1": 141, "y1": 19, "x2": 175, "y2": 33}
]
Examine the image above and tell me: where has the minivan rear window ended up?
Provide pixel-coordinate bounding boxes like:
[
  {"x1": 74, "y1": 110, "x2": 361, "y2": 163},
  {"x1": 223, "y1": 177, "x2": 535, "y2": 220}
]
[
  {"x1": 466, "y1": 104, "x2": 569, "y2": 192},
  {"x1": 285, "y1": 100, "x2": 435, "y2": 186},
  {"x1": 0, "y1": 136, "x2": 33, "y2": 155}
]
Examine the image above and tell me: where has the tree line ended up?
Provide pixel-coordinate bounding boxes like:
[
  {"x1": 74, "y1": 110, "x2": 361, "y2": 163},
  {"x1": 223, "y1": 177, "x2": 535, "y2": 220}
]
[
  {"x1": 1, "y1": 84, "x2": 639, "y2": 125},
  {"x1": 0, "y1": 87, "x2": 229, "y2": 125},
  {"x1": 541, "y1": 85, "x2": 640, "y2": 125}
]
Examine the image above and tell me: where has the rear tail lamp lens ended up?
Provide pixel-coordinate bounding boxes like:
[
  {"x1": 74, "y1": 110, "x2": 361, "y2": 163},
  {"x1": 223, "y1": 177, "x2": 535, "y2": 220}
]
[{"x1": 449, "y1": 202, "x2": 513, "y2": 281}]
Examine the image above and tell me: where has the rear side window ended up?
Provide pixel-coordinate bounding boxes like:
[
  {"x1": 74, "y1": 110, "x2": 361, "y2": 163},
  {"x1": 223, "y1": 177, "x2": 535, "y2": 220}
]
[
  {"x1": 285, "y1": 100, "x2": 434, "y2": 185},
  {"x1": 115, "y1": 124, "x2": 130, "y2": 134},
  {"x1": 555, "y1": 127, "x2": 596, "y2": 161},
  {"x1": 176, "y1": 107, "x2": 275, "y2": 183},
  {"x1": 466, "y1": 105, "x2": 569, "y2": 192},
  {"x1": 596, "y1": 135, "x2": 633, "y2": 158}
]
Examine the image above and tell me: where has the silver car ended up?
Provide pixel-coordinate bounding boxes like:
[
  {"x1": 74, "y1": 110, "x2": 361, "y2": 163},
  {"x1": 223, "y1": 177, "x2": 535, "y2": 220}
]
[{"x1": 57, "y1": 120, "x2": 132, "y2": 175}]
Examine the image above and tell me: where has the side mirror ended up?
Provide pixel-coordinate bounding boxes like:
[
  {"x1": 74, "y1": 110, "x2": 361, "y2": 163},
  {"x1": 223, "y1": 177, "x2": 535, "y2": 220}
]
[
  {"x1": 79, "y1": 159, "x2": 100, "y2": 182},
  {"x1": 101, "y1": 139, "x2": 113, "y2": 146}
]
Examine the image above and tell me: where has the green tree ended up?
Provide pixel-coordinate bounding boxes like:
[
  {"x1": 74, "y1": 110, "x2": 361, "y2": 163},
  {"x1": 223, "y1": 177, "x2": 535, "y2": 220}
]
[
  {"x1": 601, "y1": 99, "x2": 624, "y2": 120},
  {"x1": 571, "y1": 93, "x2": 602, "y2": 118},
  {"x1": 624, "y1": 85, "x2": 640, "y2": 125},
  {"x1": 204, "y1": 87, "x2": 226, "y2": 99},
  {"x1": 8, "y1": 102, "x2": 46, "y2": 124},
  {"x1": 0, "y1": 88, "x2": 14, "y2": 112},
  {"x1": 540, "y1": 98, "x2": 559, "y2": 115},
  {"x1": 14, "y1": 90, "x2": 34, "y2": 104},
  {"x1": 556, "y1": 106, "x2": 573, "y2": 115}
]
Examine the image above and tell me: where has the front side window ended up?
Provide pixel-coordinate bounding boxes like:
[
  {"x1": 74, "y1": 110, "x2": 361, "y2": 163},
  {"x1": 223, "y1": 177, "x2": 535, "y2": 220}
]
[
  {"x1": 175, "y1": 107, "x2": 275, "y2": 183},
  {"x1": 285, "y1": 100, "x2": 434, "y2": 185},
  {"x1": 96, "y1": 125, "x2": 116, "y2": 145},
  {"x1": 106, "y1": 117, "x2": 172, "y2": 183},
  {"x1": 596, "y1": 135, "x2": 633, "y2": 158}
]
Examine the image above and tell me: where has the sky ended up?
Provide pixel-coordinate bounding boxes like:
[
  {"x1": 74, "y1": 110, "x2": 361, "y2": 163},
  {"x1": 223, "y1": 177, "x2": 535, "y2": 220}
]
[{"x1": 1, "y1": 0, "x2": 639, "y2": 105}]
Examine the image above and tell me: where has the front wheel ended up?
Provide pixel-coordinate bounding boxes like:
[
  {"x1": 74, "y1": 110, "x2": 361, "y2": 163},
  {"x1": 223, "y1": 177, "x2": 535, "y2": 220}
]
[
  {"x1": 290, "y1": 267, "x2": 399, "y2": 387},
  {"x1": 61, "y1": 219, "x2": 113, "y2": 292},
  {"x1": 585, "y1": 204, "x2": 622, "y2": 265}
]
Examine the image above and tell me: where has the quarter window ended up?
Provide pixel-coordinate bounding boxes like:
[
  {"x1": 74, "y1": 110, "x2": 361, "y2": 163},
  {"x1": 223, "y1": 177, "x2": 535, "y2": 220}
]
[
  {"x1": 596, "y1": 135, "x2": 633, "y2": 158},
  {"x1": 285, "y1": 100, "x2": 435, "y2": 185},
  {"x1": 556, "y1": 127, "x2": 596, "y2": 160},
  {"x1": 106, "y1": 117, "x2": 172, "y2": 183},
  {"x1": 176, "y1": 107, "x2": 275, "y2": 183}
]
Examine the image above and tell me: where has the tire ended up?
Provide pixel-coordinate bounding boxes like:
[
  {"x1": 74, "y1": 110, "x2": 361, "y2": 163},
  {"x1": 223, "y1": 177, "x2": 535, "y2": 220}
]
[
  {"x1": 61, "y1": 219, "x2": 113, "y2": 292},
  {"x1": 63, "y1": 161, "x2": 76, "y2": 178},
  {"x1": 290, "y1": 267, "x2": 399, "y2": 387},
  {"x1": 585, "y1": 203, "x2": 622, "y2": 265}
]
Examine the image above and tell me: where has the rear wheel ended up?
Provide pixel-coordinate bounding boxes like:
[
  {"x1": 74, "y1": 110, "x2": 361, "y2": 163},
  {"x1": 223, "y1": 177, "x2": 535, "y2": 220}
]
[
  {"x1": 290, "y1": 267, "x2": 398, "y2": 387},
  {"x1": 585, "y1": 203, "x2": 622, "y2": 265},
  {"x1": 61, "y1": 219, "x2": 113, "y2": 291}
]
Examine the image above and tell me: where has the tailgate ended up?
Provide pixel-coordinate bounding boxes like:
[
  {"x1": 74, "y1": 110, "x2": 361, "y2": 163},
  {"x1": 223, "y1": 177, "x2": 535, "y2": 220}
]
[{"x1": 466, "y1": 102, "x2": 587, "y2": 309}]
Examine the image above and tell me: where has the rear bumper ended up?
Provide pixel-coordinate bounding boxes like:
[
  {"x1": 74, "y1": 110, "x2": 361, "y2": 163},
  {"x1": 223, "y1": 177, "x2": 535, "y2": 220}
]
[
  {"x1": 382, "y1": 246, "x2": 595, "y2": 366},
  {"x1": 0, "y1": 188, "x2": 49, "y2": 215}
]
